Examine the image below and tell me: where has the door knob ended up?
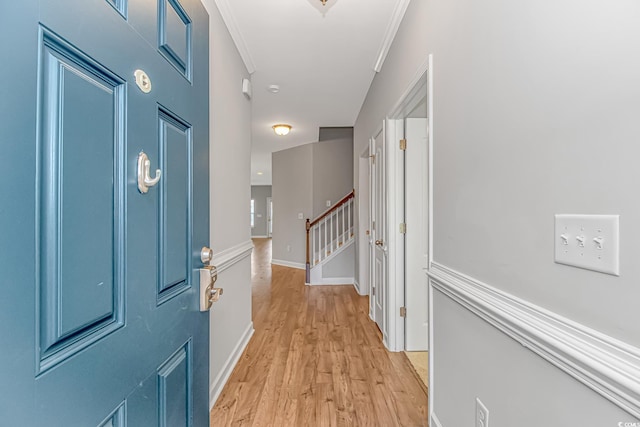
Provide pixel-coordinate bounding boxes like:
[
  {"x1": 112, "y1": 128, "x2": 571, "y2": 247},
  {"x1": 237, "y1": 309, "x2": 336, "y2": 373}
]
[{"x1": 375, "y1": 239, "x2": 383, "y2": 246}]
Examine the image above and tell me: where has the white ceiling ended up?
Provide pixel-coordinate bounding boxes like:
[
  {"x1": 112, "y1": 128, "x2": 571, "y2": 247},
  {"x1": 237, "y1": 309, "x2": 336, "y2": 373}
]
[{"x1": 213, "y1": 0, "x2": 410, "y2": 185}]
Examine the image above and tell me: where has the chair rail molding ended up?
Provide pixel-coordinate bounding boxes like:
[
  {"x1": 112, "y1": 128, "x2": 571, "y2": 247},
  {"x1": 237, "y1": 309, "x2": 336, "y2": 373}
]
[
  {"x1": 427, "y1": 262, "x2": 640, "y2": 419},
  {"x1": 212, "y1": 240, "x2": 254, "y2": 274}
]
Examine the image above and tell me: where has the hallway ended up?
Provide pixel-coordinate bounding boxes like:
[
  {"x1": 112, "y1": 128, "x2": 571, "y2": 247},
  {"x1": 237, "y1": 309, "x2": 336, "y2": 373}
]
[{"x1": 210, "y1": 238, "x2": 428, "y2": 426}]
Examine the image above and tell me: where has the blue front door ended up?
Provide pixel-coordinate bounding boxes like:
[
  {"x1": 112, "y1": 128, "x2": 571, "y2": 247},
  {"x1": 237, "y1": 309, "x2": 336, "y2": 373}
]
[{"x1": 0, "y1": 0, "x2": 210, "y2": 425}]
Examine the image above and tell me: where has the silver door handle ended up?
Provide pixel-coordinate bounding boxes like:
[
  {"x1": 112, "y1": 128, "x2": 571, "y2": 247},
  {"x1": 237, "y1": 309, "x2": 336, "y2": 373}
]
[{"x1": 137, "y1": 151, "x2": 161, "y2": 193}]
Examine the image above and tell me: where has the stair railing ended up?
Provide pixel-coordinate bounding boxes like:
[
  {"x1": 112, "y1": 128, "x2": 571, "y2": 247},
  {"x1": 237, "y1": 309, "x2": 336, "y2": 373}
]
[{"x1": 305, "y1": 189, "x2": 355, "y2": 282}]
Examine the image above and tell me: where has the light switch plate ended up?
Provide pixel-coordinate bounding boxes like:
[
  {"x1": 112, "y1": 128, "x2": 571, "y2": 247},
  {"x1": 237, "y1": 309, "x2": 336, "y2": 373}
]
[
  {"x1": 554, "y1": 214, "x2": 619, "y2": 276},
  {"x1": 297, "y1": 213, "x2": 304, "y2": 220}
]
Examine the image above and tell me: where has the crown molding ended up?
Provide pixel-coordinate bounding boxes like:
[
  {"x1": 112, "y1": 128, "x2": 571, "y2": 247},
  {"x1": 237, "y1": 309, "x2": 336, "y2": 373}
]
[
  {"x1": 213, "y1": 0, "x2": 257, "y2": 74},
  {"x1": 372, "y1": 0, "x2": 411, "y2": 73}
]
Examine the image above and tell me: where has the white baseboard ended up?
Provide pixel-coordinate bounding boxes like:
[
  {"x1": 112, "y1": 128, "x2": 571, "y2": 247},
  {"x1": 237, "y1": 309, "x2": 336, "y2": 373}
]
[
  {"x1": 353, "y1": 279, "x2": 369, "y2": 295},
  {"x1": 306, "y1": 277, "x2": 354, "y2": 286},
  {"x1": 353, "y1": 279, "x2": 361, "y2": 294},
  {"x1": 209, "y1": 322, "x2": 254, "y2": 409},
  {"x1": 430, "y1": 412, "x2": 443, "y2": 427},
  {"x1": 428, "y1": 262, "x2": 640, "y2": 419},
  {"x1": 271, "y1": 259, "x2": 305, "y2": 270},
  {"x1": 212, "y1": 240, "x2": 254, "y2": 274},
  {"x1": 251, "y1": 235, "x2": 269, "y2": 238}
]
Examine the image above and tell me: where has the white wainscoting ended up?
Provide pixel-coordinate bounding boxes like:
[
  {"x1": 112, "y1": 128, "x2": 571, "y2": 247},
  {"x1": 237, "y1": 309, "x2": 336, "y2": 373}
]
[
  {"x1": 208, "y1": 239, "x2": 254, "y2": 409},
  {"x1": 212, "y1": 240, "x2": 254, "y2": 273},
  {"x1": 427, "y1": 262, "x2": 640, "y2": 419},
  {"x1": 209, "y1": 322, "x2": 254, "y2": 409}
]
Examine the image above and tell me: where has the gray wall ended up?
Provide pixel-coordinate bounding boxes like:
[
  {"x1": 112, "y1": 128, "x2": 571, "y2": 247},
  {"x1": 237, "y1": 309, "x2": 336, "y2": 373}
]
[
  {"x1": 202, "y1": 0, "x2": 252, "y2": 406},
  {"x1": 323, "y1": 244, "x2": 355, "y2": 278},
  {"x1": 272, "y1": 129, "x2": 354, "y2": 266},
  {"x1": 313, "y1": 128, "x2": 354, "y2": 217},
  {"x1": 354, "y1": 0, "x2": 640, "y2": 424},
  {"x1": 272, "y1": 144, "x2": 313, "y2": 265},
  {"x1": 251, "y1": 185, "x2": 271, "y2": 237}
]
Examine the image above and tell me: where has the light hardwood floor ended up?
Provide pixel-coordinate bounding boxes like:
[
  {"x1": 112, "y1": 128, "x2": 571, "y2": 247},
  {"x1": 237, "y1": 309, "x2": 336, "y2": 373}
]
[{"x1": 210, "y1": 238, "x2": 428, "y2": 426}]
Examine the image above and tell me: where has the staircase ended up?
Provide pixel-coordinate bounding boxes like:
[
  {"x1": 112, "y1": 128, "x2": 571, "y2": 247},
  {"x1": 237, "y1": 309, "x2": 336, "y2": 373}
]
[{"x1": 305, "y1": 190, "x2": 356, "y2": 285}]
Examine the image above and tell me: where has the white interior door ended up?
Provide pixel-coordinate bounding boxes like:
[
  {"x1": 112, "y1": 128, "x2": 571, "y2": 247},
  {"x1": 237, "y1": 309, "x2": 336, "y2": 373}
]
[
  {"x1": 267, "y1": 197, "x2": 273, "y2": 237},
  {"x1": 405, "y1": 118, "x2": 429, "y2": 351},
  {"x1": 359, "y1": 152, "x2": 371, "y2": 297},
  {"x1": 368, "y1": 141, "x2": 375, "y2": 320},
  {"x1": 372, "y1": 128, "x2": 387, "y2": 338}
]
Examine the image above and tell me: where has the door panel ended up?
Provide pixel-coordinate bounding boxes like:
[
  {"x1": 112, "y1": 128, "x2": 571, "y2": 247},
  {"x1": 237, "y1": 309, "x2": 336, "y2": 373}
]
[
  {"x1": 1, "y1": 0, "x2": 210, "y2": 425},
  {"x1": 38, "y1": 29, "x2": 126, "y2": 374},
  {"x1": 372, "y1": 128, "x2": 387, "y2": 340},
  {"x1": 158, "y1": 108, "x2": 192, "y2": 302},
  {"x1": 157, "y1": 341, "x2": 192, "y2": 427},
  {"x1": 159, "y1": 0, "x2": 192, "y2": 78},
  {"x1": 405, "y1": 118, "x2": 429, "y2": 351}
]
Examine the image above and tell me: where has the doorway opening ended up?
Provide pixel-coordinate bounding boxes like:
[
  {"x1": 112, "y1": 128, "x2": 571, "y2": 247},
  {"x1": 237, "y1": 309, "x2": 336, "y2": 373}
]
[{"x1": 365, "y1": 57, "x2": 431, "y2": 396}]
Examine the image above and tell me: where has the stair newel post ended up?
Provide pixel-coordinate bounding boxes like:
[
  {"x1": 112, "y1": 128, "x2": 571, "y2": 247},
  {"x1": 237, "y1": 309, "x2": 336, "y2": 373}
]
[{"x1": 305, "y1": 218, "x2": 311, "y2": 283}]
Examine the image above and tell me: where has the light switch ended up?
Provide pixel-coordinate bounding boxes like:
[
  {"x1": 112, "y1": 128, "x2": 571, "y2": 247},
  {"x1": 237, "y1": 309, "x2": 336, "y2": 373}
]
[
  {"x1": 326, "y1": 200, "x2": 331, "y2": 207},
  {"x1": 297, "y1": 213, "x2": 303, "y2": 220},
  {"x1": 554, "y1": 214, "x2": 619, "y2": 276}
]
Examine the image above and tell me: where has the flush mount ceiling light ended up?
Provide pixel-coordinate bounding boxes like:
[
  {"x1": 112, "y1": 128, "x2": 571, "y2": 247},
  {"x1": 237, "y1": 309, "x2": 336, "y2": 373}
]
[{"x1": 272, "y1": 124, "x2": 292, "y2": 136}]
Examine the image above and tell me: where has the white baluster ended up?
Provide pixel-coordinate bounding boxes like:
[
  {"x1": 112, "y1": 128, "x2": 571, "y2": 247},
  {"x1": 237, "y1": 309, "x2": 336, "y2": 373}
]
[
  {"x1": 329, "y1": 212, "x2": 333, "y2": 255},
  {"x1": 324, "y1": 217, "x2": 328, "y2": 261},
  {"x1": 312, "y1": 224, "x2": 316, "y2": 265},
  {"x1": 316, "y1": 225, "x2": 320, "y2": 264},
  {"x1": 341, "y1": 204, "x2": 345, "y2": 245},
  {"x1": 336, "y1": 207, "x2": 340, "y2": 246}
]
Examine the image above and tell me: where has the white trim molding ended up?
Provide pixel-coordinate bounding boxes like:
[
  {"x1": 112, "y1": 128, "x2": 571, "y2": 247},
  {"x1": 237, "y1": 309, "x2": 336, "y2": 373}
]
[
  {"x1": 212, "y1": 240, "x2": 254, "y2": 274},
  {"x1": 430, "y1": 413, "x2": 444, "y2": 427},
  {"x1": 353, "y1": 279, "x2": 366, "y2": 295},
  {"x1": 372, "y1": 0, "x2": 411, "y2": 72},
  {"x1": 209, "y1": 322, "x2": 254, "y2": 409},
  {"x1": 306, "y1": 277, "x2": 354, "y2": 286},
  {"x1": 212, "y1": 0, "x2": 256, "y2": 74},
  {"x1": 271, "y1": 259, "x2": 305, "y2": 270},
  {"x1": 427, "y1": 262, "x2": 640, "y2": 419}
]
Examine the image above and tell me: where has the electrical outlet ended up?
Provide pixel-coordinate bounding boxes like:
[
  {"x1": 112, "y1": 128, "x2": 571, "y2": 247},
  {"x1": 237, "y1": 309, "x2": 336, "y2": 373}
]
[
  {"x1": 476, "y1": 398, "x2": 489, "y2": 427},
  {"x1": 286, "y1": 245, "x2": 291, "y2": 252}
]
